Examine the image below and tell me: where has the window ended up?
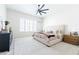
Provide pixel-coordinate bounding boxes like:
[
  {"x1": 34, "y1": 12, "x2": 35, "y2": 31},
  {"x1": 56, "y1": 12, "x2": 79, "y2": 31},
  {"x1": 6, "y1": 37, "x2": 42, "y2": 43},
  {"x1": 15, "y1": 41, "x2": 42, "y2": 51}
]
[{"x1": 20, "y1": 18, "x2": 37, "y2": 32}]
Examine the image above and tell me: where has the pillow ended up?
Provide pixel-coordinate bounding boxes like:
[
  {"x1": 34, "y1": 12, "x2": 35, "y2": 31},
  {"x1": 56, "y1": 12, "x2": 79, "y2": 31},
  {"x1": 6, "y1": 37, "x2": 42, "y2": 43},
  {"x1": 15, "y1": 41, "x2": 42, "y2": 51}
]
[
  {"x1": 47, "y1": 31, "x2": 53, "y2": 33},
  {"x1": 56, "y1": 30, "x2": 59, "y2": 34},
  {"x1": 56, "y1": 34, "x2": 60, "y2": 39}
]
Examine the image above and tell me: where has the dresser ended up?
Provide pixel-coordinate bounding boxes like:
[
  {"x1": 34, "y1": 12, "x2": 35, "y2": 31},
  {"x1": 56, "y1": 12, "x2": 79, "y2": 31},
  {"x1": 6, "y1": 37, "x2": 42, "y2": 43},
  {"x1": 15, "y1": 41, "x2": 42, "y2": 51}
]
[
  {"x1": 0, "y1": 32, "x2": 11, "y2": 52},
  {"x1": 63, "y1": 35, "x2": 79, "y2": 45}
]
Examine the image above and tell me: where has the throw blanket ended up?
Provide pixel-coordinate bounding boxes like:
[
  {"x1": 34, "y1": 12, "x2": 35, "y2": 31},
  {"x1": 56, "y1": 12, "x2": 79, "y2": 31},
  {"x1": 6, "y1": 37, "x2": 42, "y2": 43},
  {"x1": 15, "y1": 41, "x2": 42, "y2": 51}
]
[
  {"x1": 39, "y1": 32, "x2": 55, "y2": 38},
  {"x1": 48, "y1": 35, "x2": 55, "y2": 38}
]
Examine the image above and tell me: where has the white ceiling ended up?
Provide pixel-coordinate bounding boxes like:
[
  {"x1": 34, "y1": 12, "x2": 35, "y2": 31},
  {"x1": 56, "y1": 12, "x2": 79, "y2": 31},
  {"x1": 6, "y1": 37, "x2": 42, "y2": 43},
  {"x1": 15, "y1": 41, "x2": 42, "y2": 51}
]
[{"x1": 6, "y1": 4, "x2": 50, "y2": 18}]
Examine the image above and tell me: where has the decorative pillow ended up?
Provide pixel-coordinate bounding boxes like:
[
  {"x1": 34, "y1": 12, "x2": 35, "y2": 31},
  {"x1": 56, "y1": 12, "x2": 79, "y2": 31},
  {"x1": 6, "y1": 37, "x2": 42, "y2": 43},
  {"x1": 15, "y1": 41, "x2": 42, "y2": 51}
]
[
  {"x1": 56, "y1": 30, "x2": 59, "y2": 34},
  {"x1": 56, "y1": 34, "x2": 60, "y2": 39}
]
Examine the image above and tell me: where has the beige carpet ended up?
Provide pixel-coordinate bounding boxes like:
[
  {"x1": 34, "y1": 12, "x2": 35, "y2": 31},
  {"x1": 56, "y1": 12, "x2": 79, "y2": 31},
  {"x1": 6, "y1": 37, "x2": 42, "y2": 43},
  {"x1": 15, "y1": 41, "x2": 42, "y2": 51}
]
[
  {"x1": 0, "y1": 37, "x2": 79, "y2": 55},
  {"x1": 14, "y1": 37, "x2": 79, "y2": 55}
]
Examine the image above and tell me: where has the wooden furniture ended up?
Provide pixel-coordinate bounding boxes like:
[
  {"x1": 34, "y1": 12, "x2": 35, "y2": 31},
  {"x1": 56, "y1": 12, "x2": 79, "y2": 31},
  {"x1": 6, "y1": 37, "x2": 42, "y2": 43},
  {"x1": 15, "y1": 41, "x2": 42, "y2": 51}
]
[
  {"x1": 63, "y1": 35, "x2": 79, "y2": 45},
  {"x1": 0, "y1": 32, "x2": 11, "y2": 52}
]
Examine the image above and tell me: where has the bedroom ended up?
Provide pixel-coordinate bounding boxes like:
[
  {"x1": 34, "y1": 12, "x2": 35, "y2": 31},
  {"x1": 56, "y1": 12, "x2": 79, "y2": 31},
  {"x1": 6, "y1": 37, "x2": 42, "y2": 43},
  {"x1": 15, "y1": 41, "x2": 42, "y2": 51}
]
[{"x1": 0, "y1": 4, "x2": 79, "y2": 55}]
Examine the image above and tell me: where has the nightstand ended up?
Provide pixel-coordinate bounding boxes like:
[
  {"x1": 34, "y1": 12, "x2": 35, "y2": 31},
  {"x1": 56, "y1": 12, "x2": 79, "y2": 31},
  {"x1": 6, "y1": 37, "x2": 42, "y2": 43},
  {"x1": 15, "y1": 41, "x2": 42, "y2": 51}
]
[
  {"x1": 0, "y1": 32, "x2": 11, "y2": 52},
  {"x1": 63, "y1": 35, "x2": 79, "y2": 45}
]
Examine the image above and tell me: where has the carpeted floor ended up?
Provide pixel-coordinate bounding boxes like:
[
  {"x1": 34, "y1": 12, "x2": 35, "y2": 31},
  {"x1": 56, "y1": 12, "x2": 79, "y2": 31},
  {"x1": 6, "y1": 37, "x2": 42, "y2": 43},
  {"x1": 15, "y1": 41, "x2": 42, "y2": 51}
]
[{"x1": 0, "y1": 37, "x2": 79, "y2": 55}]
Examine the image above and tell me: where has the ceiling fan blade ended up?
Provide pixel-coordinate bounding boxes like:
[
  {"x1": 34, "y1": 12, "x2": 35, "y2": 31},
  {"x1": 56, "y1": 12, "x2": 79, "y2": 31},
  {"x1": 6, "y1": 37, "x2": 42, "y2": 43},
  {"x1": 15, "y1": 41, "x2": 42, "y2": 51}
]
[
  {"x1": 40, "y1": 4, "x2": 45, "y2": 9},
  {"x1": 38, "y1": 4, "x2": 40, "y2": 7},
  {"x1": 41, "y1": 9, "x2": 49, "y2": 11},
  {"x1": 41, "y1": 11, "x2": 46, "y2": 14},
  {"x1": 38, "y1": 4, "x2": 41, "y2": 9},
  {"x1": 39, "y1": 11, "x2": 42, "y2": 15}
]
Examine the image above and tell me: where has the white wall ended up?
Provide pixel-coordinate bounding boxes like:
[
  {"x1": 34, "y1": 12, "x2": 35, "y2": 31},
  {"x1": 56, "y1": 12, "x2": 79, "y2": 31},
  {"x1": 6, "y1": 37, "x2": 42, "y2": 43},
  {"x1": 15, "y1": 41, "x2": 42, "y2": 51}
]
[
  {"x1": 43, "y1": 5, "x2": 79, "y2": 33},
  {"x1": 7, "y1": 9, "x2": 43, "y2": 38},
  {"x1": 0, "y1": 4, "x2": 6, "y2": 21}
]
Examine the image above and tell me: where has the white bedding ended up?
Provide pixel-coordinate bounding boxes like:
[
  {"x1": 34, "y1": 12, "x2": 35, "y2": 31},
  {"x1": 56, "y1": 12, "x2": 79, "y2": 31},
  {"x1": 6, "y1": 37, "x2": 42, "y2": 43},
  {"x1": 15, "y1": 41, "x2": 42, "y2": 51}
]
[{"x1": 14, "y1": 37, "x2": 79, "y2": 55}]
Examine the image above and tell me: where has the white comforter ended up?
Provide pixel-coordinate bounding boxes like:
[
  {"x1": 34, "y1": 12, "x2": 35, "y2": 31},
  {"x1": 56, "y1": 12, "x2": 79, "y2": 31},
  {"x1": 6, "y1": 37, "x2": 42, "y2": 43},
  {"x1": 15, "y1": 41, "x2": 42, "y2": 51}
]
[{"x1": 14, "y1": 37, "x2": 79, "y2": 55}]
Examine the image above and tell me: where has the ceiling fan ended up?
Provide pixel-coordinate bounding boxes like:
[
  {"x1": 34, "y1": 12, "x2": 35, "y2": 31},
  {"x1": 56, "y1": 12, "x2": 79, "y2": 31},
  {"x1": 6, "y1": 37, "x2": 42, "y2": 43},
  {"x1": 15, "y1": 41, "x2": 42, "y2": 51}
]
[{"x1": 36, "y1": 4, "x2": 49, "y2": 15}]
